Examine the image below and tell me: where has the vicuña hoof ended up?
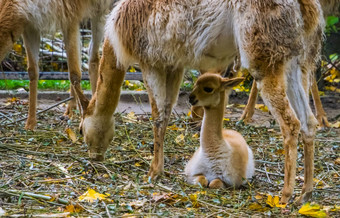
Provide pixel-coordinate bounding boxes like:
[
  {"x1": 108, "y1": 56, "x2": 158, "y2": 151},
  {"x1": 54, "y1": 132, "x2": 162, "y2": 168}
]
[
  {"x1": 209, "y1": 179, "x2": 225, "y2": 189},
  {"x1": 194, "y1": 175, "x2": 208, "y2": 187}
]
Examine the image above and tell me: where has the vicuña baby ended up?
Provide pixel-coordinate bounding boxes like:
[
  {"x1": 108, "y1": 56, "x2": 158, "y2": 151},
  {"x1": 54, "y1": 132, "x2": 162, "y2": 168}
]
[{"x1": 186, "y1": 73, "x2": 254, "y2": 188}]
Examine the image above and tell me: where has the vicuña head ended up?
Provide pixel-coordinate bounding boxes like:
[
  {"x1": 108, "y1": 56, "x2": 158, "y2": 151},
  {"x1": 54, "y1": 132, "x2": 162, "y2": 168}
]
[
  {"x1": 185, "y1": 73, "x2": 254, "y2": 188},
  {"x1": 73, "y1": 81, "x2": 115, "y2": 161}
]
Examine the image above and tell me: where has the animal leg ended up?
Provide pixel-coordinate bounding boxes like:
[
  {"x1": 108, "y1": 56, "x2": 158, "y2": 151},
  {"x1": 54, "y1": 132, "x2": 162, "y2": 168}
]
[
  {"x1": 23, "y1": 27, "x2": 40, "y2": 130},
  {"x1": 311, "y1": 78, "x2": 330, "y2": 127},
  {"x1": 143, "y1": 67, "x2": 184, "y2": 180},
  {"x1": 88, "y1": 16, "x2": 105, "y2": 94},
  {"x1": 240, "y1": 80, "x2": 258, "y2": 123},
  {"x1": 63, "y1": 23, "x2": 82, "y2": 118},
  {"x1": 286, "y1": 64, "x2": 318, "y2": 204},
  {"x1": 258, "y1": 71, "x2": 300, "y2": 204},
  {"x1": 193, "y1": 175, "x2": 208, "y2": 187},
  {"x1": 209, "y1": 179, "x2": 225, "y2": 189}
]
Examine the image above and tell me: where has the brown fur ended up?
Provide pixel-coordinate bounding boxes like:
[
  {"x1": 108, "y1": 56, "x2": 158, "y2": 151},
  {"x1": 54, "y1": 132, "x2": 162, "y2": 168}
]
[
  {"x1": 240, "y1": 0, "x2": 333, "y2": 127},
  {"x1": 186, "y1": 74, "x2": 253, "y2": 188},
  {"x1": 0, "y1": 0, "x2": 114, "y2": 129},
  {"x1": 77, "y1": 0, "x2": 324, "y2": 204}
]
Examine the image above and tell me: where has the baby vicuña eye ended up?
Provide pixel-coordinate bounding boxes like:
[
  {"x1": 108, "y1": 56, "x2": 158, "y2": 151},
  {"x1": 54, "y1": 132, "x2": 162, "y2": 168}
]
[{"x1": 203, "y1": 87, "x2": 213, "y2": 93}]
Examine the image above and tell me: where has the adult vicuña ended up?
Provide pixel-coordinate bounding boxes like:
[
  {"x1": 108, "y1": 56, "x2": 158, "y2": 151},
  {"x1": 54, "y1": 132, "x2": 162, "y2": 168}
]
[
  {"x1": 0, "y1": 0, "x2": 115, "y2": 129},
  {"x1": 239, "y1": 0, "x2": 340, "y2": 127},
  {"x1": 186, "y1": 74, "x2": 254, "y2": 188},
  {"x1": 75, "y1": 0, "x2": 324, "y2": 204}
]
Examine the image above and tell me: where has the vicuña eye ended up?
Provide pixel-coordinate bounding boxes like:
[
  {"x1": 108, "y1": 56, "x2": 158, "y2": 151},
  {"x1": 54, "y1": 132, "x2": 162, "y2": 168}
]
[{"x1": 203, "y1": 87, "x2": 213, "y2": 93}]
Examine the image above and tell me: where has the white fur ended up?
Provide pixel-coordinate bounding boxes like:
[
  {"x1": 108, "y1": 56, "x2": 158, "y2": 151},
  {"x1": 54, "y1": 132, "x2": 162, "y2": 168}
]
[
  {"x1": 16, "y1": 0, "x2": 113, "y2": 33},
  {"x1": 185, "y1": 133, "x2": 254, "y2": 187},
  {"x1": 106, "y1": 0, "x2": 237, "y2": 71}
]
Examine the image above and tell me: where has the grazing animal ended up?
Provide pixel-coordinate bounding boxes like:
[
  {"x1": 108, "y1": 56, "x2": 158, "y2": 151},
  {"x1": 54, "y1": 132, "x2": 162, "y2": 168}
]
[
  {"x1": 75, "y1": 0, "x2": 324, "y2": 204},
  {"x1": 0, "y1": 0, "x2": 115, "y2": 129},
  {"x1": 185, "y1": 74, "x2": 254, "y2": 188}
]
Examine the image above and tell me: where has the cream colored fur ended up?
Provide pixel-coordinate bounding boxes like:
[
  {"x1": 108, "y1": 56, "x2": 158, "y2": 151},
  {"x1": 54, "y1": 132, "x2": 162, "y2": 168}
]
[
  {"x1": 0, "y1": 0, "x2": 115, "y2": 129},
  {"x1": 185, "y1": 74, "x2": 254, "y2": 188},
  {"x1": 76, "y1": 0, "x2": 324, "y2": 204}
]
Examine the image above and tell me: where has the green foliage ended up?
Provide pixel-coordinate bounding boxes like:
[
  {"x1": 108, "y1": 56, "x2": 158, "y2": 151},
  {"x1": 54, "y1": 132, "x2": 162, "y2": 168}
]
[
  {"x1": 0, "y1": 80, "x2": 91, "y2": 91},
  {"x1": 325, "y1": 16, "x2": 339, "y2": 35},
  {"x1": 181, "y1": 70, "x2": 200, "y2": 91}
]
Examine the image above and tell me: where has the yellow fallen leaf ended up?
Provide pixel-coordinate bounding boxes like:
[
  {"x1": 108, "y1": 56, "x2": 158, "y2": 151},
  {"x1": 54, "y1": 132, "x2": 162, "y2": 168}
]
[
  {"x1": 129, "y1": 66, "x2": 136, "y2": 73},
  {"x1": 64, "y1": 204, "x2": 83, "y2": 213},
  {"x1": 194, "y1": 190, "x2": 207, "y2": 195},
  {"x1": 168, "y1": 124, "x2": 179, "y2": 131},
  {"x1": 134, "y1": 162, "x2": 142, "y2": 167},
  {"x1": 189, "y1": 193, "x2": 200, "y2": 208},
  {"x1": 175, "y1": 134, "x2": 185, "y2": 144},
  {"x1": 78, "y1": 188, "x2": 110, "y2": 203},
  {"x1": 276, "y1": 149, "x2": 285, "y2": 155},
  {"x1": 313, "y1": 178, "x2": 330, "y2": 189},
  {"x1": 248, "y1": 202, "x2": 267, "y2": 211},
  {"x1": 223, "y1": 118, "x2": 230, "y2": 121},
  {"x1": 254, "y1": 194, "x2": 263, "y2": 200},
  {"x1": 331, "y1": 121, "x2": 340, "y2": 128},
  {"x1": 299, "y1": 203, "x2": 327, "y2": 218},
  {"x1": 255, "y1": 104, "x2": 269, "y2": 112},
  {"x1": 266, "y1": 195, "x2": 279, "y2": 208},
  {"x1": 236, "y1": 104, "x2": 246, "y2": 108},
  {"x1": 65, "y1": 128, "x2": 77, "y2": 143},
  {"x1": 187, "y1": 110, "x2": 192, "y2": 117},
  {"x1": 13, "y1": 43, "x2": 22, "y2": 53},
  {"x1": 318, "y1": 91, "x2": 325, "y2": 96},
  {"x1": 266, "y1": 195, "x2": 286, "y2": 208},
  {"x1": 192, "y1": 133, "x2": 199, "y2": 139}
]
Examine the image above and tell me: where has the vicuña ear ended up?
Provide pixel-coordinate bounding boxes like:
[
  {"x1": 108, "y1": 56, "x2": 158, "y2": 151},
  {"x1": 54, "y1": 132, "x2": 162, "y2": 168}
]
[
  {"x1": 221, "y1": 77, "x2": 245, "y2": 89},
  {"x1": 72, "y1": 82, "x2": 89, "y2": 116}
]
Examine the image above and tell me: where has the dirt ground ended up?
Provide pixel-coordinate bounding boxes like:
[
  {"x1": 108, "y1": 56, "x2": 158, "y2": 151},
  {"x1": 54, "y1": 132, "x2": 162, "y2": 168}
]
[{"x1": 0, "y1": 92, "x2": 339, "y2": 217}]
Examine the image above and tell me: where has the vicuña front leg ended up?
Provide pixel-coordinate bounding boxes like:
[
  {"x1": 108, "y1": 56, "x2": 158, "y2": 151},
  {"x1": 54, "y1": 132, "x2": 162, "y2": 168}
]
[
  {"x1": 23, "y1": 27, "x2": 40, "y2": 130},
  {"x1": 240, "y1": 80, "x2": 258, "y2": 124},
  {"x1": 143, "y1": 67, "x2": 184, "y2": 180},
  {"x1": 259, "y1": 74, "x2": 300, "y2": 204}
]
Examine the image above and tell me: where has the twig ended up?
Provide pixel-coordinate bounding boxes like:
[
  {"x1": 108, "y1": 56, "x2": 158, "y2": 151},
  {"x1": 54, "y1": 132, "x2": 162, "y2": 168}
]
[
  {"x1": 255, "y1": 168, "x2": 284, "y2": 177},
  {"x1": 0, "y1": 111, "x2": 13, "y2": 122},
  {"x1": 103, "y1": 201, "x2": 112, "y2": 218},
  {"x1": 4, "y1": 97, "x2": 73, "y2": 126},
  {"x1": 264, "y1": 166, "x2": 273, "y2": 184},
  {"x1": 206, "y1": 209, "x2": 231, "y2": 218},
  {"x1": 255, "y1": 160, "x2": 280, "y2": 165},
  {"x1": 2, "y1": 189, "x2": 69, "y2": 205}
]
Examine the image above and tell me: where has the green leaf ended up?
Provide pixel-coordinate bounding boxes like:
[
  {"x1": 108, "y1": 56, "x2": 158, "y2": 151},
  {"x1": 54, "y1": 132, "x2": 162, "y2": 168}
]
[{"x1": 326, "y1": 16, "x2": 339, "y2": 27}]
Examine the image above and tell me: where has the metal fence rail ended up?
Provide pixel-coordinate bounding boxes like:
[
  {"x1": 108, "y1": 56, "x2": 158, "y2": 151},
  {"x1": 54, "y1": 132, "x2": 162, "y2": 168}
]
[{"x1": 0, "y1": 71, "x2": 143, "y2": 81}]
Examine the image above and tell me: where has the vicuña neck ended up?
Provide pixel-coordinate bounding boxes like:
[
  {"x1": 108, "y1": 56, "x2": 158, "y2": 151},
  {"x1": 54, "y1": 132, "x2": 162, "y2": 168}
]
[{"x1": 200, "y1": 91, "x2": 227, "y2": 149}]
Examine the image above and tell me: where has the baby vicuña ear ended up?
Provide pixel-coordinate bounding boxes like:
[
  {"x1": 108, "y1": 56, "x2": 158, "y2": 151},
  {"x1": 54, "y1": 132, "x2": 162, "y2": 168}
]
[{"x1": 221, "y1": 77, "x2": 245, "y2": 89}]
